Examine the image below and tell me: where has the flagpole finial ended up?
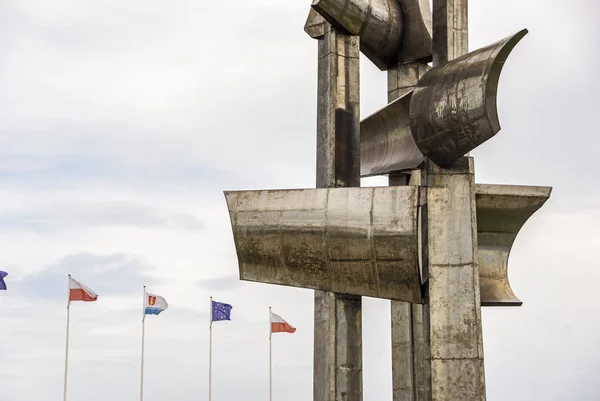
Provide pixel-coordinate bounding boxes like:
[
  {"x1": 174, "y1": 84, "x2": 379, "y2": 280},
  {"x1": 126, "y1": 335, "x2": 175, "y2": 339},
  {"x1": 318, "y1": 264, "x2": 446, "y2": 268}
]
[{"x1": 68, "y1": 274, "x2": 71, "y2": 278}]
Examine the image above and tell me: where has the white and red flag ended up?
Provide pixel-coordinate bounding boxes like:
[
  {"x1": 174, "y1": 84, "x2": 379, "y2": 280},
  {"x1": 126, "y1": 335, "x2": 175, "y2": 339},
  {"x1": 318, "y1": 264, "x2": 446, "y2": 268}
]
[
  {"x1": 69, "y1": 276, "x2": 98, "y2": 302},
  {"x1": 270, "y1": 310, "x2": 296, "y2": 334}
]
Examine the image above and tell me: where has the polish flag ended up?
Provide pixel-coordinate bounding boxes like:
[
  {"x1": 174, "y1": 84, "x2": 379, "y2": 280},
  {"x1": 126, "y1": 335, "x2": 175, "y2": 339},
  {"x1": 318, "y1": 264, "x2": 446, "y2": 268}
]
[
  {"x1": 270, "y1": 311, "x2": 296, "y2": 334},
  {"x1": 69, "y1": 277, "x2": 98, "y2": 302}
]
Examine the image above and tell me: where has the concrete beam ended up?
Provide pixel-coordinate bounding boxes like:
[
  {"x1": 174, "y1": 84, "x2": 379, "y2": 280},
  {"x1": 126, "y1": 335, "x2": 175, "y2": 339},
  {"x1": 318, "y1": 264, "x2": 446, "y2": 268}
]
[
  {"x1": 224, "y1": 183, "x2": 551, "y2": 307},
  {"x1": 224, "y1": 186, "x2": 421, "y2": 303}
]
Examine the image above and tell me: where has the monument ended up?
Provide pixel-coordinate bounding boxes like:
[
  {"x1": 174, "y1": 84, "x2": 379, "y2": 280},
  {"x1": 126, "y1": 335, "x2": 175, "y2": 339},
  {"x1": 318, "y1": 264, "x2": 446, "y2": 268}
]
[{"x1": 224, "y1": 1, "x2": 551, "y2": 400}]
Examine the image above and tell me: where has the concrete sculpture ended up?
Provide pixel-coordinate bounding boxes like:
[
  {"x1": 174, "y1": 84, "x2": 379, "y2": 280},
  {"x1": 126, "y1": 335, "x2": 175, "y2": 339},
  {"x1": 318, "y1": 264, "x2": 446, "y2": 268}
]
[{"x1": 224, "y1": 1, "x2": 551, "y2": 400}]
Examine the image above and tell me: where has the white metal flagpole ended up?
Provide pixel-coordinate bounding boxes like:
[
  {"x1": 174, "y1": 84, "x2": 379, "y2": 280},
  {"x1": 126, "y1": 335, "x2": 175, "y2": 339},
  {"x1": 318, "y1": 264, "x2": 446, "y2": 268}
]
[
  {"x1": 140, "y1": 285, "x2": 146, "y2": 401},
  {"x1": 269, "y1": 306, "x2": 272, "y2": 401},
  {"x1": 209, "y1": 296, "x2": 213, "y2": 401},
  {"x1": 63, "y1": 274, "x2": 72, "y2": 401}
]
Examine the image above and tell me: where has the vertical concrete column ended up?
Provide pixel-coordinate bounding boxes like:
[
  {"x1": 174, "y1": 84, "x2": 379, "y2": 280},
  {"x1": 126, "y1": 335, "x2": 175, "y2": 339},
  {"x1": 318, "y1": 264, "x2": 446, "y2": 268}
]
[
  {"x1": 426, "y1": 2, "x2": 485, "y2": 400},
  {"x1": 388, "y1": 63, "x2": 431, "y2": 401},
  {"x1": 424, "y1": 0, "x2": 486, "y2": 401},
  {"x1": 313, "y1": 22, "x2": 363, "y2": 401},
  {"x1": 315, "y1": 24, "x2": 361, "y2": 189},
  {"x1": 432, "y1": 0, "x2": 468, "y2": 66},
  {"x1": 424, "y1": 158, "x2": 485, "y2": 401},
  {"x1": 387, "y1": 62, "x2": 429, "y2": 101}
]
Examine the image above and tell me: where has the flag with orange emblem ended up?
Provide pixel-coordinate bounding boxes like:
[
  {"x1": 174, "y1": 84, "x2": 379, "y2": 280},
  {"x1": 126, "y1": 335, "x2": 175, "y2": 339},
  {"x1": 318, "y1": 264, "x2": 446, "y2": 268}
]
[{"x1": 144, "y1": 292, "x2": 168, "y2": 315}]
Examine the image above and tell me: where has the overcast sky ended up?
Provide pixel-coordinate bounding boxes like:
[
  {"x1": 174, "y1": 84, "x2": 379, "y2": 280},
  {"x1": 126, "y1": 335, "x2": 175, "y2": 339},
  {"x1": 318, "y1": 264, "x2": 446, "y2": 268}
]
[{"x1": 0, "y1": 1, "x2": 599, "y2": 400}]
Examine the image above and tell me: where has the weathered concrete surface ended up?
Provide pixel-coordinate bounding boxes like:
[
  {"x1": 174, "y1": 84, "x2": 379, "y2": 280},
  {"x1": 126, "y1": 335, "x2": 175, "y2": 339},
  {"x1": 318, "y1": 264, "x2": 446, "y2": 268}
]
[
  {"x1": 313, "y1": 25, "x2": 362, "y2": 401},
  {"x1": 391, "y1": 299, "x2": 431, "y2": 401},
  {"x1": 315, "y1": 292, "x2": 362, "y2": 401},
  {"x1": 315, "y1": 26, "x2": 360, "y2": 189},
  {"x1": 311, "y1": 0, "x2": 433, "y2": 69},
  {"x1": 475, "y1": 184, "x2": 552, "y2": 306},
  {"x1": 432, "y1": 0, "x2": 468, "y2": 66},
  {"x1": 391, "y1": 301, "x2": 415, "y2": 401},
  {"x1": 361, "y1": 61, "x2": 429, "y2": 177},
  {"x1": 225, "y1": 182, "x2": 551, "y2": 307},
  {"x1": 398, "y1": 0, "x2": 433, "y2": 63},
  {"x1": 361, "y1": 91, "x2": 423, "y2": 176},
  {"x1": 387, "y1": 62, "x2": 431, "y2": 101},
  {"x1": 387, "y1": 65, "x2": 431, "y2": 401},
  {"x1": 311, "y1": 0, "x2": 403, "y2": 70},
  {"x1": 424, "y1": 157, "x2": 486, "y2": 401},
  {"x1": 304, "y1": 8, "x2": 328, "y2": 39},
  {"x1": 425, "y1": 3, "x2": 486, "y2": 398},
  {"x1": 224, "y1": 186, "x2": 421, "y2": 303},
  {"x1": 411, "y1": 302, "x2": 431, "y2": 401},
  {"x1": 410, "y1": 30, "x2": 528, "y2": 167},
  {"x1": 361, "y1": 30, "x2": 527, "y2": 176}
]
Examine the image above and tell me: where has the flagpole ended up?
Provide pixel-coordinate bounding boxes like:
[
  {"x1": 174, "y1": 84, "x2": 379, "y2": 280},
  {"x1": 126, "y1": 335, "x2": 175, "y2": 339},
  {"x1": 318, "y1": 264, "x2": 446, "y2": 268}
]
[
  {"x1": 63, "y1": 274, "x2": 71, "y2": 401},
  {"x1": 140, "y1": 285, "x2": 146, "y2": 401},
  {"x1": 209, "y1": 296, "x2": 213, "y2": 401},
  {"x1": 269, "y1": 306, "x2": 272, "y2": 401}
]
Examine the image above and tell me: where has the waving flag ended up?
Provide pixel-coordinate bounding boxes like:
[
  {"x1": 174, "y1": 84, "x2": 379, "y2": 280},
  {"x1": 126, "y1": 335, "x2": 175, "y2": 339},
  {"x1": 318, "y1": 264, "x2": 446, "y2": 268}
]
[
  {"x1": 0, "y1": 271, "x2": 7, "y2": 291},
  {"x1": 270, "y1": 311, "x2": 296, "y2": 334},
  {"x1": 64, "y1": 275, "x2": 98, "y2": 401},
  {"x1": 211, "y1": 300, "x2": 232, "y2": 322},
  {"x1": 145, "y1": 293, "x2": 168, "y2": 315},
  {"x1": 69, "y1": 277, "x2": 98, "y2": 302}
]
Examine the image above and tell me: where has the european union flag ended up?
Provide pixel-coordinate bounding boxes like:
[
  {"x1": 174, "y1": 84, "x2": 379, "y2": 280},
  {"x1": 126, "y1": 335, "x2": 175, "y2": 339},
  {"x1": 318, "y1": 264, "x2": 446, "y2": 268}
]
[
  {"x1": 0, "y1": 271, "x2": 7, "y2": 291},
  {"x1": 211, "y1": 300, "x2": 232, "y2": 322}
]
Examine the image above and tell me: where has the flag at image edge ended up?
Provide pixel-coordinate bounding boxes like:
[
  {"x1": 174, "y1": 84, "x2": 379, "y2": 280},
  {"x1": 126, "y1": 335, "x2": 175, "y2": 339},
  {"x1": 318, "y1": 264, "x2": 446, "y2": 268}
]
[{"x1": 0, "y1": 271, "x2": 7, "y2": 291}]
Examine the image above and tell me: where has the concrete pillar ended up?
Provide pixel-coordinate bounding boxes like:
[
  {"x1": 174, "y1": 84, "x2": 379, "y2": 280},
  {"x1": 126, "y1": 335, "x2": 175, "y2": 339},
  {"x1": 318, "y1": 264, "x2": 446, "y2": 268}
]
[
  {"x1": 313, "y1": 23, "x2": 363, "y2": 401},
  {"x1": 424, "y1": 2, "x2": 486, "y2": 399},
  {"x1": 388, "y1": 63, "x2": 431, "y2": 401},
  {"x1": 424, "y1": 158, "x2": 486, "y2": 401},
  {"x1": 387, "y1": 62, "x2": 429, "y2": 101},
  {"x1": 432, "y1": 0, "x2": 468, "y2": 66}
]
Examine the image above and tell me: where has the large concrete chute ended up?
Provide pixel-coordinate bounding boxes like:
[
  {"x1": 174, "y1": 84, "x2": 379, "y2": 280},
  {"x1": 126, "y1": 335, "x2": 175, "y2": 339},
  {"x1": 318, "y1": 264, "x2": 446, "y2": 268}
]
[
  {"x1": 360, "y1": 29, "x2": 529, "y2": 177},
  {"x1": 225, "y1": 187, "x2": 422, "y2": 304},
  {"x1": 410, "y1": 29, "x2": 529, "y2": 166}
]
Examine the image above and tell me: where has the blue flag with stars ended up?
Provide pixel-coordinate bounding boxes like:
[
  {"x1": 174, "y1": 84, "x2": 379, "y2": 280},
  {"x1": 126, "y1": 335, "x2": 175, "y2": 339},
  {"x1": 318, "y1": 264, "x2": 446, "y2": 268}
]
[
  {"x1": 211, "y1": 300, "x2": 232, "y2": 322},
  {"x1": 0, "y1": 271, "x2": 7, "y2": 291}
]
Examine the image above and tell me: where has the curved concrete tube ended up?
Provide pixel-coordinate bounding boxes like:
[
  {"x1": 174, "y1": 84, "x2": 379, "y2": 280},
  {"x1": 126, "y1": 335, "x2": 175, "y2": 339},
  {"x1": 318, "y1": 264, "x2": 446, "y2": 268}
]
[
  {"x1": 311, "y1": 0, "x2": 403, "y2": 69},
  {"x1": 361, "y1": 90, "x2": 424, "y2": 176},
  {"x1": 224, "y1": 187, "x2": 422, "y2": 303},
  {"x1": 311, "y1": 0, "x2": 403, "y2": 70},
  {"x1": 476, "y1": 184, "x2": 552, "y2": 306},
  {"x1": 398, "y1": 0, "x2": 432, "y2": 62},
  {"x1": 410, "y1": 29, "x2": 529, "y2": 167},
  {"x1": 311, "y1": 0, "x2": 435, "y2": 69},
  {"x1": 359, "y1": 30, "x2": 528, "y2": 177}
]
